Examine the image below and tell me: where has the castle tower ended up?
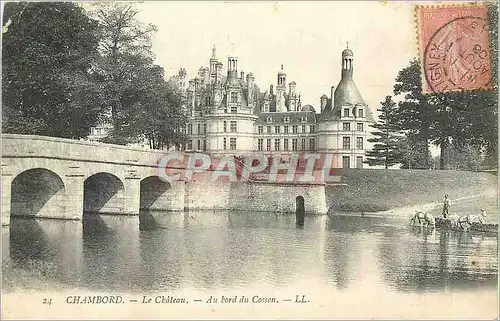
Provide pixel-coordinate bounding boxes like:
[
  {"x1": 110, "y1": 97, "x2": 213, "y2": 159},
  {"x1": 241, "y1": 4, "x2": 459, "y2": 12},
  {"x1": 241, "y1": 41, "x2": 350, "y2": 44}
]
[
  {"x1": 227, "y1": 57, "x2": 239, "y2": 86},
  {"x1": 209, "y1": 45, "x2": 218, "y2": 77},
  {"x1": 277, "y1": 64, "x2": 287, "y2": 91},
  {"x1": 275, "y1": 65, "x2": 287, "y2": 112},
  {"x1": 333, "y1": 45, "x2": 365, "y2": 111},
  {"x1": 320, "y1": 94, "x2": 328, "y2": 113},
  {"x1": 246, "y1": 72, "x2": 255, "y2": 105},
  {"x1": 288, "y1": 81, "x2": 298, "y2": 111}
]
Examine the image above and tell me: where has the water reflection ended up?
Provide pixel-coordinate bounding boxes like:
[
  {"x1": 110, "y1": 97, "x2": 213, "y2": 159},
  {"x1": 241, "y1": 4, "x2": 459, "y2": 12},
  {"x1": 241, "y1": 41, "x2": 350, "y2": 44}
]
[
  {"x1": 3, "y1": 211, "x2": 498, "y2": 294},
  {"x1": 8, "y1": 218, "x2": 83, "y2": 285}
]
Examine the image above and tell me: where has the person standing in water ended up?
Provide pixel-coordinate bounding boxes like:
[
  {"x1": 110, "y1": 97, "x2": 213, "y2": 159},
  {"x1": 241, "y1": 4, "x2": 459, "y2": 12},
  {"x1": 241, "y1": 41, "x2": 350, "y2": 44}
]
[{"x1": 442, "y1": 194, "x2": 451, "y2": 218}]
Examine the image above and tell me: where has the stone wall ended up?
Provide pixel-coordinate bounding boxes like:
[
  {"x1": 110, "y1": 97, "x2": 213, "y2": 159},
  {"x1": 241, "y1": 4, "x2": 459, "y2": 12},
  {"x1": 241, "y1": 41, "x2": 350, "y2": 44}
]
[
  {"x1": 183, "y1": 173, "x2": 327, "y2": 214},
  {"x1": 228, "y1": 182, "x2": 327, "y2": 214}
]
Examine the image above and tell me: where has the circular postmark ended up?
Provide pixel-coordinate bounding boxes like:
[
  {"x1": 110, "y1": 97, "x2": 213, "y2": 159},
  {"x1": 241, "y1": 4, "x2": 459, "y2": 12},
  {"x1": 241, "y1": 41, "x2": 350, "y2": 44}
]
[{"x1": 423, "y1": 16, "x2": 492, "y2": 93}]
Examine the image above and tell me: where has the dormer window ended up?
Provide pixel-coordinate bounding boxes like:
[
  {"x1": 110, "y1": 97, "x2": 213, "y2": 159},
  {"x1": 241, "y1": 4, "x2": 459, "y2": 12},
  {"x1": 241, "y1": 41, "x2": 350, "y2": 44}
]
[
  {"x1": 284, "y1": 116, "x2": 290, "y2": 123},
  {"x1": 267, "y1": 116, "x2": 273, "y2": 123},
  {"x1": 301, "y1": 116, "x2": 307, "y2": 123},
  {"x1": 343, "y1": 109, "x2": 349, "y2": 118},
  {"x1": 230, "y1": 92, "x2": 238, "y2": 103},
  {"x1": 358, "y1": 108, "x2": 364, "y2": 118}
]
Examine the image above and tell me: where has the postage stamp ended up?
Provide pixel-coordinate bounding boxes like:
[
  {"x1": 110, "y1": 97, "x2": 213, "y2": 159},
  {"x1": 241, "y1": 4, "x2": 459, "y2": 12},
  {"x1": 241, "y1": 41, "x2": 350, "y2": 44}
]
[{"x1": 416, "y1": 4, "x2": 493, "y2": 93}]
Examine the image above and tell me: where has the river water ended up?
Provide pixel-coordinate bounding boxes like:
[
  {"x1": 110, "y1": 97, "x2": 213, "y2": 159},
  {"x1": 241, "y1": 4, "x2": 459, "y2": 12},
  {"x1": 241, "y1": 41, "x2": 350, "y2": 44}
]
[{"x1": 2, "y1": 210, "x2": 498, "y2": 318}]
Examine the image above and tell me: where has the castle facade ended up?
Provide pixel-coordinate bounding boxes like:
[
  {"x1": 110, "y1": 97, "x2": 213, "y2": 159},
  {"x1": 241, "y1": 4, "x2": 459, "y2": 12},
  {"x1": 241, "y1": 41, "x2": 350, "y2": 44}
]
[{"x1": 173, "y1": 46, "x2": 376, "y2": 169}]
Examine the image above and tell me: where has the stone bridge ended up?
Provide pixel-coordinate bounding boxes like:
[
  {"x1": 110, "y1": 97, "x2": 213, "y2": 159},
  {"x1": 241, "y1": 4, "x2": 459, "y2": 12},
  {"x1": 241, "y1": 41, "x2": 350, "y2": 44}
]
[{"x1": 1, "y1": 134, "x2": 328, "y2": 226}]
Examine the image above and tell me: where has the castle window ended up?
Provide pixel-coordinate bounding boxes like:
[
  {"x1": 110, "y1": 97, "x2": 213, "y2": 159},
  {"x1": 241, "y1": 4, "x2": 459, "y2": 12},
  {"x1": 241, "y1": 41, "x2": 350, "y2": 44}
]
[
  {"x1": 267, "y1": 126, "x2": 272, "y2": 134},
  {"x1": 292, "y1": 138, "x2": 298, "y2": 151},
  {"x1": 274, "y1": 139, "x2": 280, "y2": 151},
  {"x1": 284, "y1": 138, "x2": 289, "y2": 151},
  {"x1": 343, "y1": 137, "x2": 351, "y2": 150},
  {"x1": 258, "y1": 126, "x2": 263, "y2": 134},
  {"x1": 205, "y1": 96, "x2": 210, "y2": 106},
  {"x1": 224, "y1": 107, "x2": 227, "y2": 113},
  {"x1": 309, "y1": 138, "x2": 316, "y2": 151},
  {"x1": 356, "y1": 156, "x2": 363, "y2": 169},
  {"x1": 231, "y1": 105, "x2": 237, "y2": 113},
  {"x1": 188, "y1": 124, "x2": 192, "y2": 135},
  {"x1": 301, "y1": 125, "x2": 306, "y2": 134},
  {"x1": 197, "y1": 140, "x2": 201, "y2": 150},
  {"x1": 292, "y1": 125, "x2": 298, "y2": 133},
  {"x1": 223, "y1": 138, "x2": 227, "y2": 150},
  {"x1": 301, "y1": 138, "x2": 306, "y2": 151},
  {"x1": 301, "y1": 116, "x2": 307, "y2": 123},
  {"x1": 203, "y1": 140, "x2": 207, "y2": 151},
  {"x1": 343, "y1": 109, "x2": 349, "y2": 117},
  {"x1": 358, "y1": 108, "x2": 364, "y2": 118},
  {"x1": 188, "y1": 140, "x2": 193, "y2": 150},
  {"x1": 230, "y1": 121, "x2": 237, "y2": 133},
  {"x1": 223, "y1": 121, "x2": 227, "y2": 133},
  {"x1": 203, "y1": 123, "x2": 207, "y2": 134},
  {"x1": 258, "y1": 139, "x2": 263, "y2": 151},
  {"x1": 343, "y1": 122, "x2": 350, "y2": 131},
  {"x1": 267, "y1": 116, "x2": 272, "y2": 123},
  {"x1": 356, "y1": 137, "x2": 364, "y2": 149},
  {"x1": 267, "y1": 139, "x2": 272, "y2": 151},
  {"x1": 275, "y1": 126, "x2": 280, "y2": 134},
  {"x1": 284, "y1": 126, "x2": 289, "y2": 134},
  {"x1": 284, "y1": 116, "x2": 290, "y2": 123},
  {"x1": 230, "y1": 92, "x2": 238, "y2": 103},
  {"x1": 230, "y1": 138, "x2": 237, "y2": 150},
  {"x1": 357, "y1": 123, "x2": 364, "y2": 131},
  {"x1": 197, "y1": 124, "x2": 201, "y2": 135},
  {"x1": 310, "y1": 125, "x2": 315, "y2": 133}
]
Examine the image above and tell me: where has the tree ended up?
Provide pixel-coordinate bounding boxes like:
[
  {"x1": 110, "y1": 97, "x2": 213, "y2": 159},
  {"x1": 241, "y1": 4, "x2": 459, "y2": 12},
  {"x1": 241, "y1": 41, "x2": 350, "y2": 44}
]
[
  {"x1": 88, "y1": 3, "x2": 158, "y2": 134},
  {"x1": 365, "y1": 96, "x2": 405, "y2": 169},
  {"x1": 2, "y1": 2, "x2": 106, "y2": 138},
  {"x1": 398, "y1": 134, "x2": 432, "y2": 169},
  {"x1": 442, "y1": 144, "x2": 483, "y2": 171},
  {"x1": 105, "y1": 63, "x2": 188, "y2": 149},
  {"x1": 393, "y1": 58, "x2": 433, "y2": 169}
]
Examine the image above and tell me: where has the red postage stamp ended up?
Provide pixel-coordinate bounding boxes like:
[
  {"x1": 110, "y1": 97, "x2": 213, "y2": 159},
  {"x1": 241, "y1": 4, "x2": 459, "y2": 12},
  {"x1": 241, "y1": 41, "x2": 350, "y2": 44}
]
[{"x1": 416, "y1": 4, "x2": 493, "y2": 94}]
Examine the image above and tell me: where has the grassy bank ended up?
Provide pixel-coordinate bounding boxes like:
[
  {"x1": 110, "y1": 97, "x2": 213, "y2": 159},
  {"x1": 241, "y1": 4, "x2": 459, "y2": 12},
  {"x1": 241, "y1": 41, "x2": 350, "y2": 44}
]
[{"x1": 326, "y1": 169, "x2": 498, "y2": 213}]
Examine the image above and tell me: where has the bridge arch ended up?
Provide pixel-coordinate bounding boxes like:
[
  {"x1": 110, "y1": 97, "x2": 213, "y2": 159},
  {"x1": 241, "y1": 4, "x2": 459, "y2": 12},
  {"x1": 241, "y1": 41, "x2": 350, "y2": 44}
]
[
  {"x1": 11, "y1": 168, "x2": 66, "y2": 218},
  {"x1": 84, "y1": 172, "x2": 125, "y2": 214},
  {"x1": 139, "y1": 176, "x2": 172, "y2": 210}
]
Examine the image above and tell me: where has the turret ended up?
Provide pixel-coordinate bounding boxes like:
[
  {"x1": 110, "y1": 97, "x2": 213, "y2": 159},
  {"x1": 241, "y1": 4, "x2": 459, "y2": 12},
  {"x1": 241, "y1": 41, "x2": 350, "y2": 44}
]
[
  {"x1": 277, "y1": 64, "x2": 286, "y2": 89},
  {"x1": 215, "y1": 62, "x2": 223, "y2": 83},
  {"x1": 288, "y1": 81, "x2": 296, "y2": 95},
  {"x1": 320, "y1": 94, "x2": 328, "y2": 113},
  {"x1": 341, "y1": 48, "x2": 354, "y2": 80},
  {"x1": 334, "y1": 45, "x2": 365, "y2": 109},
  {"x1": 226, "y1": 57, "x2": 239, "y2": 86},
  {"x1": 209, "y1": 46, "x2": 218, "y2": 77}
]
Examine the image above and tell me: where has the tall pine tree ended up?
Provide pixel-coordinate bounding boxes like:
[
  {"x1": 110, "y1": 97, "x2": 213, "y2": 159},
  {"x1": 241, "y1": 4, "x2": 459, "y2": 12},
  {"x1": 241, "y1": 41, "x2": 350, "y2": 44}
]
[{"x1": 365, "y1": 96, "x2": 404, "y2": 169}]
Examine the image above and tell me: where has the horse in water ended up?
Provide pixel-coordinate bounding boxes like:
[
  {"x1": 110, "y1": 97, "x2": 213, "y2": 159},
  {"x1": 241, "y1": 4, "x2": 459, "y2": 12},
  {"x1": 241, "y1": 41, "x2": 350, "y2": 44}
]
[
  {"x1": 448, "y1": 214, "x2": 461, "y2": 229},
  {"x1": 409, "y1": 211, "x2": 436, "y2": 228},
  {"x1": 457, "y1": 212, "x2": 486, "y2": 231}
]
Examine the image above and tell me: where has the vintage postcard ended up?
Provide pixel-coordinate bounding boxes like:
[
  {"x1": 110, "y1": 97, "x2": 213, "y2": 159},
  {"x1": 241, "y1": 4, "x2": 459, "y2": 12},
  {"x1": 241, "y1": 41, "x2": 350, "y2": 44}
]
[{"x1": 1, "y1": 1, "x2": 498, "y2": 319}]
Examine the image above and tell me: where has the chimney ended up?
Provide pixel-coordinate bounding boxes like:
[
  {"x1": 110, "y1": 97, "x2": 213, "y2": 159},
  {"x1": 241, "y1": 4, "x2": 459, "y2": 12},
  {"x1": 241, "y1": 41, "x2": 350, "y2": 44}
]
[
  {"x1": 240, "y1": 71, "x2": 245, "y2": 80},
  {"x1": 331, "y1": 86, "x2": 335, "y2": 102},
  {"x1": 270, "y1": 85, "x2": 274, "y2": 95}
]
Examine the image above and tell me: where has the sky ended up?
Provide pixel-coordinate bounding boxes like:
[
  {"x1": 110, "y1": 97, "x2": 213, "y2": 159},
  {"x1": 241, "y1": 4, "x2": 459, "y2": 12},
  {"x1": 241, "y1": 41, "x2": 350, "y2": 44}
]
[{"x1": 134, "y1": 1, "x2": 421, "y2": 112}]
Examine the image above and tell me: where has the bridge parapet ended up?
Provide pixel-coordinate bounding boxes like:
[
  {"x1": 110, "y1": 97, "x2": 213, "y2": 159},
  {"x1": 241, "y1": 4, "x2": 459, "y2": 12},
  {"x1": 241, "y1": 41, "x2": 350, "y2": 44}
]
[{"x1": 1, "y1": 134, "x2": 167, "y2": 168}]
